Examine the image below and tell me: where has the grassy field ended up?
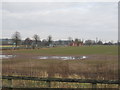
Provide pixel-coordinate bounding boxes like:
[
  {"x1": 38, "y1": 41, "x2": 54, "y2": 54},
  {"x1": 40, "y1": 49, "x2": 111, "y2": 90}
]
[
  {"x1": 2, "y1": 45, "x2": 118, "y2": 88},
  {"x1": 3, "y1": 45, "x2": 118, "y2": 55}
]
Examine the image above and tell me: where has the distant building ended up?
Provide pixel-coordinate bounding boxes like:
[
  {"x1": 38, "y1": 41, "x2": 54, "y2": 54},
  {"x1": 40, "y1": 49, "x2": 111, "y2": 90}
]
[
  {"x1": 70, "y1": 42, "x2": 83, "y2": 46},
  {"x1": 0, "y1": 39, "x2": 13, "y2": 45},
  {"x1": 53, "y1": 40, "x2": 71, "y2": 46}
]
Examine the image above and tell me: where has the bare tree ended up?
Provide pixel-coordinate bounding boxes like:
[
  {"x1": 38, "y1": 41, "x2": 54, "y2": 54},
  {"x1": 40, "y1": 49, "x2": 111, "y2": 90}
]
[
  {"x1": 85, "y1": 40, "x2": 95, "y2": 46},
  {"x1": 47, "y1": 35, "x2": 52, "y2": 46},
  {"x1": 42, "y1": 39, "x2": 48, "y2": 46},
  {"x1": 33, "y1": 34, "x2": 40, "y2": 47},
  {"x1": 12, "y1": 31, "x2": 21, "y2": 47}
]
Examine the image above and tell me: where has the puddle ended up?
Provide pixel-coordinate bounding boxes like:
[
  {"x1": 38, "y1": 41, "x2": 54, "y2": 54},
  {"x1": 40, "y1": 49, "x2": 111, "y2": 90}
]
[
  {"x1": 37, "y1": 56, "x2": 87, "y2": 60},
  {"x1": 0, "y1": 55, "x2": 16, "y2": 59}
]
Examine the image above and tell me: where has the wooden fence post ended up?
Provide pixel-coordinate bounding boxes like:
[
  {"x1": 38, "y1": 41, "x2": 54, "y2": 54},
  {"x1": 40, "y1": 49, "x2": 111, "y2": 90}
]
[
  {"x1": 47, "y1": 81, "x2": 51, "y2": 88},
  {"x1": 92, "y1": 83, "x2": 97, "y2": 89},
  {"x1": 8, "y1": 78, "x2": 12, "y2": 89},
  {"x1": 118, "y1": 84, "x2": 120, "y2": 90}
]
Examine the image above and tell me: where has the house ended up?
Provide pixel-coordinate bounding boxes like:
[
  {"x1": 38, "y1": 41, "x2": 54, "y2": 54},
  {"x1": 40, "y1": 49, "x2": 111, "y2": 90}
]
[{"x1": 70, "y1": 42, "x2": 83, "y2": 46}]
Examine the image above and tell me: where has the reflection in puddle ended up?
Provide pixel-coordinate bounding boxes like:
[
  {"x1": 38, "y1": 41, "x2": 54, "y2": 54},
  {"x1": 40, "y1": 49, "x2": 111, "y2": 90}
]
[
  {"x1": 0, "y1": 55, "x2": 16, "y2": 59},
  {"x1": 37, "y1": 56, "x2": 87, "y2": 60}
]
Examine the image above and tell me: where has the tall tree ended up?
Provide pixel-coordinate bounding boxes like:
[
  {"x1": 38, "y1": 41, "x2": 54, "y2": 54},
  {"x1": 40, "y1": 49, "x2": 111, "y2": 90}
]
[
  {"x1": 33, "y1": 34, "x2": 40, "y2": 47},
  {"x1": 47, "y1": 35, "x2": 52, "y2": 46},
  {"x1": 12, "y1": 31, "x2": 21, "y2": 47}
]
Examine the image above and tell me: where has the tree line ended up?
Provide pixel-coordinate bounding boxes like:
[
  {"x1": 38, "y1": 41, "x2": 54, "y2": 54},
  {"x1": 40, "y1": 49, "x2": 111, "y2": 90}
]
[
  {"x1": 12, "y1": 31, "x2": 53, "y2": 48},
  {"x1": 11, "y1": 31, "x2": 118, "y2": 49}
]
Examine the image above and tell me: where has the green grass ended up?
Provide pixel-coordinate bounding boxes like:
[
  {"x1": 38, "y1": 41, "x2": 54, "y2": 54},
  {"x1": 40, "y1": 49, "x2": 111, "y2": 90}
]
[{"x1": 4, "y1": 45, "x2": 118, "y2": 55}]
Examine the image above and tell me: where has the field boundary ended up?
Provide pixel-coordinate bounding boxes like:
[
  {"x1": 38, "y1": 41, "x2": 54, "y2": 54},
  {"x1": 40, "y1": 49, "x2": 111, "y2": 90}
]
[{"x1": 2, "y1": 76, "x2": 120, "y2": 89}]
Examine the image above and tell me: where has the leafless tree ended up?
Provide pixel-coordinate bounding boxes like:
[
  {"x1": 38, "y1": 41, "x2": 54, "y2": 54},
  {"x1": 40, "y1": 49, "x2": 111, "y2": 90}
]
[
  {"x1": 47, "y1": 35, "x2": 52, "y2": 46},
  {"x1": 12, "y1": 31, "x2": 21, "y2": 47},
  {"x1": 33, "y1": 34, "x2": 40, "y2": 47},
  {"x1": 85, "y1": 40, "x2": 95, "y2": 46}
]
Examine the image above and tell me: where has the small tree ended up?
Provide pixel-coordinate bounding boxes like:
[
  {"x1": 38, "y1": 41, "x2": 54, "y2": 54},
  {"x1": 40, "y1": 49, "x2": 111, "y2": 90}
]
[
  {"x1": 75, "y1": 38, "x2": 79, "y2": 43},
  {"x1": 74, "y1": 38, "x2": 81, "y2": 46},
  {"x1": 42, "y1": 39, "x2": 48, "y2": 46},
  {"x1": 85, "y1": 40, "x2": 95, "y2": 46},
  {"x1": 12, "y1": 31, "x2": 21, "y2": 47},
  {"x1": 47, "y1": 35, "x2": 52, "y2": 46},
  {"x1": 33, "y1": 34, "x2": 40, "y2": 47}
]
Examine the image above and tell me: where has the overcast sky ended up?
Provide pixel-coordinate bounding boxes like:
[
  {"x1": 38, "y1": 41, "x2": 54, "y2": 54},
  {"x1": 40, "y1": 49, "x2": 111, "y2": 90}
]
[{"x1": 1, "y1": 2, "x2": 118, "y2": 42}]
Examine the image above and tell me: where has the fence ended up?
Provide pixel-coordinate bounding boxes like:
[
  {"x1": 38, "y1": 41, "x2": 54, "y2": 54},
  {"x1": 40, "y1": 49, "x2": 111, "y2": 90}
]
[{"x1": 2, "y1": 75, "x2": 120, "y2": 89}]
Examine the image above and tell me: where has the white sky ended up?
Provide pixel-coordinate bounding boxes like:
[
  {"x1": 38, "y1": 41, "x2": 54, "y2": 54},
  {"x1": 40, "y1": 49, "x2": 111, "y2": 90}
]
[{"x1": 1, "y1": 1, "x2": 118, "y2": 42}]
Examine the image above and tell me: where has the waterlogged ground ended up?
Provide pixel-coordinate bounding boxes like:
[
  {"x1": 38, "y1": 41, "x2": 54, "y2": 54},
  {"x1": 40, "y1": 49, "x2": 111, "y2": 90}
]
[
  {"x1": 0, "y1": 54, "x2": 16, "y2": 59},
  {"x1": 37, "y1": 56, "x2": 87, "y2": 60},
  {"x1": 1, "y1": 54, "x2": 87, "y2": 60},
  {"x1": 2, "y1": 46, "x2": 118, "y2": 81}
]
